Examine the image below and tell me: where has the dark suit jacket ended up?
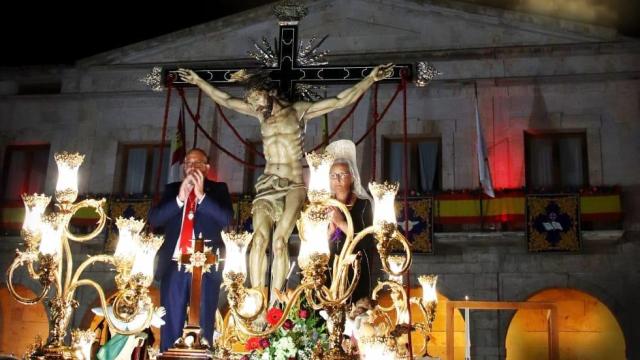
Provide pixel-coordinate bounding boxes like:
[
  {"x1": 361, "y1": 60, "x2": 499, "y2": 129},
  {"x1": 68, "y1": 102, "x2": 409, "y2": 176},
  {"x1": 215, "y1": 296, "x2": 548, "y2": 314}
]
[{"x1": 148, "y1": 179, "x2": 233, "y2": 280}]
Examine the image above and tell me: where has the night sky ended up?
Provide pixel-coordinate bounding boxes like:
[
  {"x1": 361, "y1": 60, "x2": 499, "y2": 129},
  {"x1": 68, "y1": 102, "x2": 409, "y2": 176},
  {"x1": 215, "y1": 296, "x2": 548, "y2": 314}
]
[{"x1": 1, "y1": 0, "x2": 637, "y2": 66}]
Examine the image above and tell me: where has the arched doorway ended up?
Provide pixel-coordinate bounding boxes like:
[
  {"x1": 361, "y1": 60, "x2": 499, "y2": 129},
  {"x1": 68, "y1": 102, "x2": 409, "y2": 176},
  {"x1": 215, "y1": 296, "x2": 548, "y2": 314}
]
[
  {"x1": 0, "y1": 284, "x2": 49, "y2": 356},
  {"x1": 377, "y1": 288, "x2": 466, "y2": 359},
  {"x1": 505, "y1": 288, "x2": 625, "y2": 360}
]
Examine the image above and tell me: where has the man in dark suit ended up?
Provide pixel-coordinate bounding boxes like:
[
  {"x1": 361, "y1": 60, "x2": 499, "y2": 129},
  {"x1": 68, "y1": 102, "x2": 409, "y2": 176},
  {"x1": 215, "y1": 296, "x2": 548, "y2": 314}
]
[{"x1": 148, "y1": 148, "x2": 233, "y2": 352}]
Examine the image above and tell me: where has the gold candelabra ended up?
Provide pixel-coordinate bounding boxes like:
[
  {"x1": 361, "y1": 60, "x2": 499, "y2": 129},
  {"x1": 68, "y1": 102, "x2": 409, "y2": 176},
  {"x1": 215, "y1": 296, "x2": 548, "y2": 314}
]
[
  {"x1": 6, "y1": 151, "x2": 163, "y2": 359},
  {"x1": 216, "y1": 151, "x2": 436, "y2": 360},
  {"x1": 366, "y1": 258, "x2": 439, "y2": 359}
]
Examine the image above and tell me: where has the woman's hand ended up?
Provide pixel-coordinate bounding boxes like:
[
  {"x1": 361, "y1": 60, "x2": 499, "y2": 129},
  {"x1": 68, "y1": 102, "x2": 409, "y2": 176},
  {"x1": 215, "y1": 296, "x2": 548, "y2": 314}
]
[{"x1": 328, "y1": 206, "x2": 347, "y2": 233}]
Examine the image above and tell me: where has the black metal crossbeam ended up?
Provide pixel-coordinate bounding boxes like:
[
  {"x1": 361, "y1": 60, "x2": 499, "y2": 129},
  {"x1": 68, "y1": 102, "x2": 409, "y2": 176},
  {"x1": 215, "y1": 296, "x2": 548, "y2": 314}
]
[{"x1": 167, "y1": 17, "x2": 412, "y2": 100}]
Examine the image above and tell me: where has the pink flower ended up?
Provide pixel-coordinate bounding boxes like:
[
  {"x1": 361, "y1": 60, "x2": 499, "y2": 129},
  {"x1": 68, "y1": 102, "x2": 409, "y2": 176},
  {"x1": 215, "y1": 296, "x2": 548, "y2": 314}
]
[
  {"x1": 259, "y1": 338, "x2": 270, "y2": 349},
  {"x1": 298, "y1": 309, "x2": 310, "y2": 319},
  {"x1": 283, "y1": 319, "x2": 294, "y2": 330}
]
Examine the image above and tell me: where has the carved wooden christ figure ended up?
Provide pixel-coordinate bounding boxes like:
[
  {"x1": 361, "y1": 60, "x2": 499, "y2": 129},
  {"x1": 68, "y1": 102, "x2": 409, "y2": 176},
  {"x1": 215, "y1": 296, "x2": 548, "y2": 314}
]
[{"x1": 177, "y1": 64, "x2": 393, "y2": 302}]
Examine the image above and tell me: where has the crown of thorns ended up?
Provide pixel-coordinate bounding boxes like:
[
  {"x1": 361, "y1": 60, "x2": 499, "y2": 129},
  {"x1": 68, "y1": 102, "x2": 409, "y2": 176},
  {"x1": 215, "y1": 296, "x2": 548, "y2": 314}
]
[{"x1": 229, "y1": 69, "x2": 276, "y2": 96}]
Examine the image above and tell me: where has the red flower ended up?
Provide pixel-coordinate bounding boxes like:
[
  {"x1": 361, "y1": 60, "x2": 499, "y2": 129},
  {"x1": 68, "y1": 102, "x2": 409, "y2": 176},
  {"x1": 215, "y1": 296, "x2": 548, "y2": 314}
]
[
  {"x1": 259, "y1": 338, "x2": 270, "y2": 349},
  {"x1": 298, "y1": 309, "x2": 310, "y2": 319},
  {"x1": 245, "y1": 337, "x2": 261, "y2": 351},
  {"x1": 240, "y1": 356, "x2": 250, "y2": 360},
  {"x1": 267, "y1": 307, "x2": 284, "y2": 325},
  {"x1": 283, "y1": 319, "x2": 294, "y2": 330}
]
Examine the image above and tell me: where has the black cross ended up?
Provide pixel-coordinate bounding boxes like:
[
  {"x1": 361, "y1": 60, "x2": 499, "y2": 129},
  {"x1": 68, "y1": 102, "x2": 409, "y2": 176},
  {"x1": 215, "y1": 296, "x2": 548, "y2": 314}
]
[{"x1": 166, "y1": 12, "x2": 412, "y2": 101}]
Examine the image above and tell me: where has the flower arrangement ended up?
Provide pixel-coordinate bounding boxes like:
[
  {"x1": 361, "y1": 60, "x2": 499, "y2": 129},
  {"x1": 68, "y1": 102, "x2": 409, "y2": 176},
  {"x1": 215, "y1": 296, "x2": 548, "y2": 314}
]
[{"x1": 241, "y1": 299, "x2": 328, "y2": 360}]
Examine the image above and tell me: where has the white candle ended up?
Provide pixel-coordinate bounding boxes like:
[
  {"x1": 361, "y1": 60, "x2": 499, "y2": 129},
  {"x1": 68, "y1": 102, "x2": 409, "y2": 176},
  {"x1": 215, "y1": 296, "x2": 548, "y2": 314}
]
[{"x1": 465, "y1": 295, "x2": 471, "y2": 360}]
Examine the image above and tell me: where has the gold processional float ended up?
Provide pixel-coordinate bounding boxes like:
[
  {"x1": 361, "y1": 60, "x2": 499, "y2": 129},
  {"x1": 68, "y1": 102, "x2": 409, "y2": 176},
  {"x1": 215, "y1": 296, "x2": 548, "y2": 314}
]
[{"x1": 7, "y1": 150, "x2": 439, "y2": 360}]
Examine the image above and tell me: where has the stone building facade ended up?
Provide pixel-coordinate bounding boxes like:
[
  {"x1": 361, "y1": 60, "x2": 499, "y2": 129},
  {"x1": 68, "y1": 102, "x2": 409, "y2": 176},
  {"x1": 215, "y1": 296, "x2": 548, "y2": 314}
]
[{"x1": 1, "y1": 0, "x2": 638, "y2": 358}]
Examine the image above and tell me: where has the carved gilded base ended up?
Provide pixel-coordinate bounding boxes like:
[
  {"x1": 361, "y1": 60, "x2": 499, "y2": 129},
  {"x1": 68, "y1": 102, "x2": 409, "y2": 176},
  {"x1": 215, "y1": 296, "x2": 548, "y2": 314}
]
[
  {"x1": 323, "y1": 347, "x2": 357, "y2": 360},
  {"x1": 159, "y1": 325, "x2": 212, "y2": 360},
  {"x1": 322, "y1": 305, "x2": 359, "y2": 360},
  {"x1": 25, "y1": 345, "x2": 73, "y2": 360},
  {"x1": 158, "y1": 348, "x2": 211, "y2": 360}
]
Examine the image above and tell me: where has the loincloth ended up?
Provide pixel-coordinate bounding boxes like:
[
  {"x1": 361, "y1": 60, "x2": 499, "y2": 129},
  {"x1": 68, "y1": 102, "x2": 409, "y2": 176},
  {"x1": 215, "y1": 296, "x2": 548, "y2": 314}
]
[{"x1": 252, "y1": 174, "x2": 305, "y2": 222}]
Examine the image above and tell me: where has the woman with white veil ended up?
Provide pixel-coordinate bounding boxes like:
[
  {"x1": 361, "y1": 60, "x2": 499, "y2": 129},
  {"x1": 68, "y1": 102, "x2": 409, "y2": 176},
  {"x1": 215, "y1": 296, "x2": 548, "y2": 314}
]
[{"x1": 325, "y1": 139, "x2": 378, "y2": 302}]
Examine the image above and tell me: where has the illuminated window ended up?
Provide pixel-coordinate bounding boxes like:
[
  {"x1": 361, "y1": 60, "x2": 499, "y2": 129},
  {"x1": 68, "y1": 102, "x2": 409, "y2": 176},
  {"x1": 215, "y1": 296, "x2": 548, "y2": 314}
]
[
  {"x1": 116, "y1": 143, "x2": 169, "y2": 194},
  {"x1": 525, "y1": 131, "x2": 588, "y2": 190},
  {"x1": 1, "y1": 144, "x2": 50, "y2": 201},
  {"x1": 383, "y1": 137, "x2": 441, "y2": 193}
]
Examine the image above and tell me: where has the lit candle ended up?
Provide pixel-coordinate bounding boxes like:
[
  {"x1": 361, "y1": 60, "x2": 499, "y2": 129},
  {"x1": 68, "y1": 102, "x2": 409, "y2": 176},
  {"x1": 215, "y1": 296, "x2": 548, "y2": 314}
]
[
  {"x1": 21, "y1": 193, "x2": 51, "y2": 247},
  {"x1": 130, "y1": 233, "x2": 163, "y2": 286},
  {"x1": 297, "y1": 207, "x2": 331, "y2": 269},
  {"x1": 221, "y1": 230, "x2": 252, "y2": 279},
  {"x1": 305, "y1": 151, "x2": 334, "y2": 202},
  {"x1": 54, "y1": 151, "x2": 84, "y2": 204},
  {"x1": 369, "y1": 181, "x2": 399, "y2": 229},
  {"x1": 418, "y1": 275, "x2": 438, "y2": 304},
  {"x1": 114, "y1": 217, "x2": 145, "y2": 263},
  {"x1": 39, "y1": 214, "x2": 63, "y2": 257}
]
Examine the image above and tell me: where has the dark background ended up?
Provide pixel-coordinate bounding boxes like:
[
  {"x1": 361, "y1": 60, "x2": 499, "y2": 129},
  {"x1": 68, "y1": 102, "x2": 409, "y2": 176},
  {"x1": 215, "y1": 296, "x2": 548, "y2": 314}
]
[{"x1": 1, "y1": 0, "x2": 637, "y2": 66}]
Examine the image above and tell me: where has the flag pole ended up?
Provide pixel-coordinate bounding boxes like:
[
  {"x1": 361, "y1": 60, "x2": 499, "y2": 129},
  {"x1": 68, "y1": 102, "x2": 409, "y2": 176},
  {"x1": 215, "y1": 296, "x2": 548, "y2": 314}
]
[{"x1": 475, "y1": 82, "x2": 486, "y2": 231}]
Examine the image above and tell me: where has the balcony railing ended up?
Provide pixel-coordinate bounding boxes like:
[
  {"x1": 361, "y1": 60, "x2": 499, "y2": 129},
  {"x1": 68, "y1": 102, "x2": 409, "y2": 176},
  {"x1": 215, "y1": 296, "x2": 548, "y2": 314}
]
[{"x1": 1, "y1": 188, "x2": 622, "y2": 236}]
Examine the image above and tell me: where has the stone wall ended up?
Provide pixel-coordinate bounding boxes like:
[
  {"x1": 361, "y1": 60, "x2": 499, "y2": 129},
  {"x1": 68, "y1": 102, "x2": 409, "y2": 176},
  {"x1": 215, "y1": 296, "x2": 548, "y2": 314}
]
[{"x1": 1, "y1": 1, "x2": 639, "y2": 358}]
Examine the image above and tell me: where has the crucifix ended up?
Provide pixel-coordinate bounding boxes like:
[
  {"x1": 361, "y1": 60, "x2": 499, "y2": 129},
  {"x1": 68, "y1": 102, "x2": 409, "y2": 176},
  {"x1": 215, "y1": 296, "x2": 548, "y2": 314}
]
[
  {"x1": 159, "y1": 234, "x2": 220, "y2": 359},
  {"x1": 165, "y1": 1, "x2": 415, "y2": 101},
  {"x1": 152, "y1": 0, "x2": 437, "y2": 307}
]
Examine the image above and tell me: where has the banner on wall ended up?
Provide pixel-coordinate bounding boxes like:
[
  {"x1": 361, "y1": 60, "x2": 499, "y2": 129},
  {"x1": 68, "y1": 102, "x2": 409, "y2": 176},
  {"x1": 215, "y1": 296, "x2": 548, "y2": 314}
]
[
  {"x1": 395, "y1": 197, "x2": 434, "y2": 254},
  {"x1": 526, "y1": 194, "x2": 581, "y2": 252}
]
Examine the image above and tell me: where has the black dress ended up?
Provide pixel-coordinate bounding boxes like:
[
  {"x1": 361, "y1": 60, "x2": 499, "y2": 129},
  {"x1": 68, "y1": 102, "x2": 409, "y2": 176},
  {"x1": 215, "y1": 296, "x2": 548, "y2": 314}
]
[{"x1": 329, "y1": 197, "x2": 379, "y2": 302}]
